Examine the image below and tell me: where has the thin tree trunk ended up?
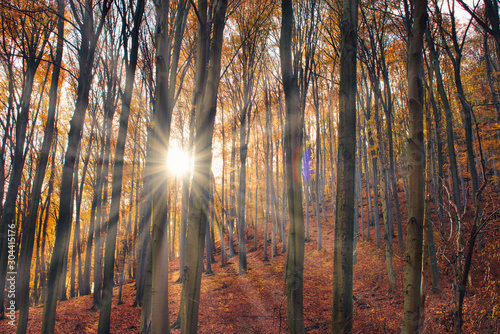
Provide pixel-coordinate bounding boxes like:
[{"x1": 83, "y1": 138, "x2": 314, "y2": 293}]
[
  {"x1": 362, "y1": 129, "x2": 372, "y2": 240},
  {"x1": 0, "y1": 33, "x2": 44, "y2": 323},
  {"x1": 264, "y1": 86, "x2": 271, "y2": 261},
  {"x1": 439, "y1": 9, "x2": 479, "y2": 202},
  {"x1": 97, "y1": 0, "x2": 144, "y2": 327},
  {"x1": 254, "y1": 138, "x2": 258, "y2": 252},
  {"x1": 425, "y1": 54, "x2": 445, "y2": 221},
  {"x1": 71, "y1": 122, "x2": 93, "y2": 299},
  {"x1": 180, "y1": 1, "x2": 227, "y2": 332},
  {"x1": 238, "y1": 106, "x2": 248, "y2": 274},
  {"x1": 229, "y1": 124, "x2": 237, "y2": 257},
  {"x1": 42, "y1": 2, "x2": 111, "y2": 331},
  {"x1": 374, "y1": 99, "x2": 396, "y2": 292},
  {"x1": 314, "y1": 74, "x2": 322, "y2": 250},
  {"x1": 178, "y1": 111, "x2": 194, "y2": 279},
  {"x1": 16, "y1": 1, "x2": 64, "y2": 328},
  {"x1": 424, "y1": 107, "x2": 441, "y2": 291},
  {"x1": 426, "y1": 23, "x2": 461, "y2": 213}
]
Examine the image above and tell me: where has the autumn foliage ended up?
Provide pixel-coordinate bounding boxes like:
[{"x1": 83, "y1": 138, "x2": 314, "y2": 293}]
[{"x1": 0, "y1": 0, "x2": 499, "y2": 333}]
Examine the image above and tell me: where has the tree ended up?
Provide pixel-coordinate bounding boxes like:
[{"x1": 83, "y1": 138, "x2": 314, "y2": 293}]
[
  {"x1": 0, "y1": 1, "x2": 54, "y2": 319},
  {"x1": 16, "y1": 0, "x2": 64, "y2": 331},
  {"x1": 331, "y1": 0, "x2": 358, "y2": 332},
  {"x1": 41, "y1": 0, "x2": 112, "y2": 332},
  {"x1": 401, "y1": 0, "x2": 427, "y2": 332},
  {"x1": 280, "y1": 0, "x2": 305, "y2": 332},
  {"x1": 180, "y1": 0, "x2": 228, "y2": 332},
  {"x1": 435, "y1": 0, "x2": 479, "y2": 204},
  {"x1": 425, "y1": 20, "x2": 462, "y2": 214},
  {"x1": 97, "y1": 0, "x2": 145, "y2": 331},
  {"x1": 173, "y1": 0, "x2": 191, "y2": 284},
  {"x1": 227, "y1": 0, "x2": 271, "y2": 274}
]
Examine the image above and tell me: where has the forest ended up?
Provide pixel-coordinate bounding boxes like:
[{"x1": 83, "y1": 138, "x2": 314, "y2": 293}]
[{"x1": 0, "y1": 0, "x2": 499, "y2": 333}]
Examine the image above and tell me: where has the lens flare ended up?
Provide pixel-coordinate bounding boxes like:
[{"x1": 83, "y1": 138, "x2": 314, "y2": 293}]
[{"x1": 166, "y1": 147, "x2": 191, "y2": 176}]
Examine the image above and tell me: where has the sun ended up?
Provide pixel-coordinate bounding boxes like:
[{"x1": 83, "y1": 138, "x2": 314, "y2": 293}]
[{"x1": 166, "y1": 146, "x2": 191, "y2": 176}]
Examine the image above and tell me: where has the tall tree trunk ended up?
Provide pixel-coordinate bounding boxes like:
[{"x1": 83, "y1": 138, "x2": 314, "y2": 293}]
[
  {"x1": 424, "y1": 105, "x2": 441, "y2": 291},
  {"x1": 368, "y1": 129, "x2": 381, "y2": 246},
  {"x1": 92, "y1": 19, "x2": 122, "y2": 310},
  {"x1": 97, "y1": 0, "x2": 144, "y2": 332},
  {"x1": 401, "y1": 0, "x2": 427, "y2": 332},
  {"x1": 424, "y1": 52, "x2": 445, "y2": 222},
  {"x1": 280, "y1": 1, "x2": 306, "y2": 332},
  {"x1": 16, "y1": 1, "x2": 64, "y2": 329},
  {"x1": 93, "y1": 118, "x2": 112, "y2": 309},
  {"x1": 379, "y1": 45, "x2": 404, "y2": 249},
  {"x1": 362, "y1": 128, "x2": 373, "y2": 240},
  {"x1": 304, "y1": 138, "x2": 310, "y2": 243},
  {"x1": 41, "y1": 1, "x2": 111, "y2": 331},
  {"x1": 374, "y1": 99, "x2": 396, "y2": 292},
  {"x1": 253, "y1": 137, "x2": 259, "y2": 252},
  {"x1": 72, "y1": 122, "x2": 93, "y2": 299},
  {"x1": 180, "y1": 1, "x2": 227, "y2": 332},
  {"x1": 220, "y1": 109, "x2": 227, "y2": 267},
  {"x1": 238, "y1": 105, "x2": 249, "y2": 274},
  {"x1": 71, "y1": 129, "x2": 92, "y2": 298},
  {"x1": 36, "y1": 141, "x2": 57, "y2": 306},
  {"x1": 178, "y1": 104, "x2": 194, "y2": 280},
  {"x1": 313, "y1": 73, "x2": 322, "y2": 250},
  {"x1": 331, "y1": 0, "x2": 358, "y2": 332},
  {"x1": 229, "y1": 124, "x2": 237, "y2": 257},
  {"x1": 0, "y1": 31, "x2": 45, "y2": 322},
  {"x1": 427, "y1": 16, "x2": 461, "y2": 213},
  {"x1": 264, "y1": 85, "x2": 271, "y2": 261}
]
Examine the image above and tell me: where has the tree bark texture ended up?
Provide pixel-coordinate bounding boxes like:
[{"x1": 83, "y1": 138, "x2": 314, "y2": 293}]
[
  {"x1": 16, "y1": 1, "x2": 64, "y2": 331},
  {"x1": 97, "y1": 0, "x2": 144, "y2": 332},
  {"x1": 331, "y1": 0, "x2": 358, "y2": 332},
  {"x1": 281, "y1": 0, "x2": 305, "y2": 332},
  {"x1": 401, "y1": 0, "x2": 427, "y2": 332},
  {"x1": 42, "y1": 1, "x2": 111, "y2": 331},
  {"x1": 180, "y1": 0, "x2": 227, "y2": 332}
]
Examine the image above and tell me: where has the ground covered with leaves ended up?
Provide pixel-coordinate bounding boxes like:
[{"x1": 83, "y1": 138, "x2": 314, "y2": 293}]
[{"x1": 1, "y1": 196, "x2": 500, "y2": 333}]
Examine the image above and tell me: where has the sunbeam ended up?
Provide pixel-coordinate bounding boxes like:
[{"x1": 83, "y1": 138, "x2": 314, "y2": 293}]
[{"x1": 166, "y1": 145, "x2": 192, "y2": 176}]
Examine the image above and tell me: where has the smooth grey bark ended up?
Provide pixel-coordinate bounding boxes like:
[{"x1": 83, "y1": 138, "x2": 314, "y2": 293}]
[
  {"x1": 175, "y1": 0, "x2": 192, "y2": 282},
  {"x1": 281, "y1": 0, "x2": 306, "y2": 332},
  {"x1": 231, "y1": 3, "x2": 268, "y2": 272},
  {"x1": 312, "y1": 70, "x2": 322, "y2": 250},
  {"x1": 401, "y1": 0, "x2": 427, "y2": 332},
  {"x1": 331, "y1": 0, "x2": 358, "y2": 332},
  {"x1": 264, "y1": 84, "x2": 271, "y2": 261},
  {"x1": 70, "y1": 125, "x2": 93, "y2": 298},
  {"x1": 424, "y1": 52, "x2": 445, "y2": 222},
  {"x1": 41, "y1": 1, "x2": 112, "y2": 332},
  {"x1": 91, "y1": 16, "x2": 122, "y2": 310},
  {"x1": 425, "y1": 27, "x2": 462, "y2": 213},
  {"x1": 220, "y1": 108, "x2": 227, "y2": 267},
  {"x1": 0, "y1": 4, "x2": 52, "y2": 319},
  {"x1": 34, "y1": 137, "x2": 57, "y2": 306},
  {"x1": 238, "y1": 105, "x2": 249, "y2": 273},
  {"x1": 143, "y1": 0, "x2": 189, "y2": 330},
  {"x1": 228, "y1": 123, "x2": 237, "y2": 257},
  {"x1": 178, "y1": 100, "x2": 194, "y2": 281},
  {"x1": 374, "y1": 98, "x2": 396, "y2": 293},
  {"x1": 436, "y1": 3, "x2": 479, "y2": 204},
  {"x1": 180, "y1": 1, "x2": 227, "y2": 332},
  {"x1": 16, "y1": 1, "x2": 64, "y2": 330},
  {"x1": 97, "y1": 0, "x2": 144, "y2": 332}
]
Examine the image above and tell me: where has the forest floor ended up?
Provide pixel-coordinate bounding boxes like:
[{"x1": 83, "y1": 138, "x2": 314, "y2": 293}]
[{"x1": 2, "y1": 194, "x2": 500, "y2": 333}]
